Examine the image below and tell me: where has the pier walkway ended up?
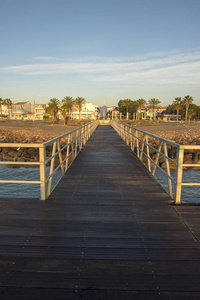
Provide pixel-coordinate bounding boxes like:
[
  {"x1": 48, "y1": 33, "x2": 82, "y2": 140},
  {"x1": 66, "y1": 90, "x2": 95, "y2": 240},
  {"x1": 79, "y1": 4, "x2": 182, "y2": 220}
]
[{"x1": 1, "y1": 125, "x2": 200, "y2": 299}]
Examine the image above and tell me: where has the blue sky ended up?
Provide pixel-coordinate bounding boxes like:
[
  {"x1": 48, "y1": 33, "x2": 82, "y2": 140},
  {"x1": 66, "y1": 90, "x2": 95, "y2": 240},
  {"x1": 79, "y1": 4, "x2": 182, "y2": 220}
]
[{"x1": 1, "y1": 0, "x2": 200, "y2": 107}]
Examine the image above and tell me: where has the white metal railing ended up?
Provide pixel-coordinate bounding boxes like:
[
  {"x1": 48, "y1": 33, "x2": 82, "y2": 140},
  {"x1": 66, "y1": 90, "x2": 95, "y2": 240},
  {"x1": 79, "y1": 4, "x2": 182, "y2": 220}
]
[
  {"x1": 0, "y1": 120, "x2": 99, "y2": 200},
  {"x1": 112, "y1": 120, "x2": 200, "y2": 204}
]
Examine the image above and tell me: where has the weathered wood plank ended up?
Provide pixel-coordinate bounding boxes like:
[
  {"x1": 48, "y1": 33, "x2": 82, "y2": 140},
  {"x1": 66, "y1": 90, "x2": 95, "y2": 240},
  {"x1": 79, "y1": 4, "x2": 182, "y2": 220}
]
[{"x1": 0, "y1": 125, "x2": 200, "y2": 299}]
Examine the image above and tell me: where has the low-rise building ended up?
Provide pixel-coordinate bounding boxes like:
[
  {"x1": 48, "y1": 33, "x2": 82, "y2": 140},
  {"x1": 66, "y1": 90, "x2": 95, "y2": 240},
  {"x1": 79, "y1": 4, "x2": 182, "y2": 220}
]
[
  {"x1": 99, "y1": 105, "x2": 108, "y2": 119},
  {"x1": 11, "y1": 101, "x2": 34, "y2": 120},
  {"x1": 35, "y1": 104, "x2": 47, "y2": 120},
  {"x1": 71, "y1": 102, "x2": 99, "y2": 120},
  {"x1": 1, "y1": 105, "x2": 9, "y2": 117},
  {"x1": 135, "y1": 107, "x2": 167, "y2": 120}
]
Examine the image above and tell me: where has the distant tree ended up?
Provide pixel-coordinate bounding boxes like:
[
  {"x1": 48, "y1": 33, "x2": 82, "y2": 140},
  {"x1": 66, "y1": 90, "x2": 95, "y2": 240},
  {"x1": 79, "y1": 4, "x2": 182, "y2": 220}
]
[
  {"x1": 148, "y1": 98, "x2": 161, "y2": 120},
  {"x1": 136, "y1": 98, "x2": 147, "y2": 120},
  {"x1": 194, "y1": 104, "x2": 200, "y2": 119},
  {"x1": 118, "y1": 99, "x2": 137, "y2": 119},
  {"x1": 97, "y1": 107, "x2": 100, "y2": 119},
  {"x1": 172, "y1": 97, "x2": 182, "y2": 123},
  {"x1": 118, "y1": 100, "x2": 126, "y2": 116},
  {"x1": 163, "y1": 104, "x2": 173, "y2": 115},
  {"x1": 47, "y1": 98, "x2": 60, "y2": 123},
  {"x1": 61, "y1": 96, "x2": 74, "y2": 124},
  {"x1": 186, "y1": 104, "x2": 200, "y2": 121},
  {"x1": 60, "y1": 103, "x2": 68, "y2": 125},
  {"x1": 129, "y1": 101, "x2": 138, "y2": 119},
  {"x1": 182, "y1": 95, "x2": 193, "y2": 123},
  {"x1": 188, "y1": 107, "x2": 195, "y2": 123},
  {"x1": 2, "y1": 98, "x2": 13, "y2": 118},
  {"x1": 120, "y1": 99, "x2": 133, "y2": 120},
  {"x1": 75, "y1": 97, "x2": 85, "y2": 120}
]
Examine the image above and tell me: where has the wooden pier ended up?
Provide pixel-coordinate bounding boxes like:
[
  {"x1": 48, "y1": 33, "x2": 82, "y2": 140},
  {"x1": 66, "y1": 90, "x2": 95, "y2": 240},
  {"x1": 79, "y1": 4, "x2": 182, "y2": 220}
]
[{"x1": 0, "y1": 125, "x2": 200, "y2": 299}]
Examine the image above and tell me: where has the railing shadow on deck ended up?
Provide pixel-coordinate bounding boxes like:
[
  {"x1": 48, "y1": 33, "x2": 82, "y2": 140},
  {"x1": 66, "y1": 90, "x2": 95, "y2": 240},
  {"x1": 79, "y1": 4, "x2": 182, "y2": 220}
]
[
  {"x1": 112, "y1": 120, "x2": 200, "y2": 204},
  {"x1": 0, "y1": 120, "x2": 99, "y2": 200}
]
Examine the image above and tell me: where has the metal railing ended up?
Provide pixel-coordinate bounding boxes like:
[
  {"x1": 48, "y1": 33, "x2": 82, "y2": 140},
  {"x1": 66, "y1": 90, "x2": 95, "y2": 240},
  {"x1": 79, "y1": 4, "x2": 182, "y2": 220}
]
[
  {"x1": 112, "y1": 120, "x2": 200, "y2": 204},
  {"x1": 0, "y1": 120, "x2": 99, "y2": 200}
]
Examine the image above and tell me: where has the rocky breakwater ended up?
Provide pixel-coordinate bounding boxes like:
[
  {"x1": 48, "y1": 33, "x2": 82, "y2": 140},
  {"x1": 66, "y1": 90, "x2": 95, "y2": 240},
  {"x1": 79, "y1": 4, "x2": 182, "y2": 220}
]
[
  {"x1": 0, "y1": 132, "x2": 72, "y2": 168},
  {"x1": 139, "y1": 133, "x2": 200, "y2": 171}
]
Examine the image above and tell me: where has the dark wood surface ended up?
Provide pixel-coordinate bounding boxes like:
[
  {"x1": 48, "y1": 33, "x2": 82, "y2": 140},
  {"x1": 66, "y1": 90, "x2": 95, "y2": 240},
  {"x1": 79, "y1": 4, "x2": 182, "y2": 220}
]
[{"x1": 0, "y1": 125, "x2": 200, "y2": 299}]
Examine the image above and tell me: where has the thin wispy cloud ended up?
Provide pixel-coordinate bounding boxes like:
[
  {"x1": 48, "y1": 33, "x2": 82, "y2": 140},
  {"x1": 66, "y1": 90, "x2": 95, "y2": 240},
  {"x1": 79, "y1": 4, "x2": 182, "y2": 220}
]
[
  {"x1": 1, "y1": 50, "x2": 200, "y2": 86},
  {"x1": 98, "y1": 61, "x2": 200, "y2": 85},
  {"x1": 34, "y1": 56, "x2": 61, "y2": 61}
]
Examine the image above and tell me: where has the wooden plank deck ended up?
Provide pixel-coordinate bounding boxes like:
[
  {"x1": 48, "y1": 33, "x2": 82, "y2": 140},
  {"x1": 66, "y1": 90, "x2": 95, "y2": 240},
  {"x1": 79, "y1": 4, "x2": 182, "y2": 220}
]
[{"x1": 0, "y1": 125, "x2": 200, "y2": 299}]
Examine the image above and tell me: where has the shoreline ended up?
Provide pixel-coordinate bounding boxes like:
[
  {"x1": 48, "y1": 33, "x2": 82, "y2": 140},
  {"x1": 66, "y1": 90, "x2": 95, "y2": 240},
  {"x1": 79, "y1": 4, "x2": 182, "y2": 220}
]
[{"x1": 0, "y1": 121, "x2": 200, "y2": 169}]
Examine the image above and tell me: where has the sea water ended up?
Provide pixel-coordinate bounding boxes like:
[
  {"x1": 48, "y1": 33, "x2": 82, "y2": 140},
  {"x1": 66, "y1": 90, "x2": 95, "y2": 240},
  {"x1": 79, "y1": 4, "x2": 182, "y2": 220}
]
[
  {"x1": 0, "y1": 165, "x2": 62, "y2": 199},
  {"x1": 154, "y1": 168, "x2": 200, "y2": 203},
  {"x1": 0, "y1": 165, "x2": 200, "y2": 203}
]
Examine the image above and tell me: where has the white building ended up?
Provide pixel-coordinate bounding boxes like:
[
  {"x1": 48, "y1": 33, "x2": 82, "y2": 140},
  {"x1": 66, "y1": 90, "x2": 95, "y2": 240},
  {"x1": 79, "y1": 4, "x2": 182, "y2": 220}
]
[
  {"x1": 35, "y1": 104, "x2": 47, "y2": 120},
  {"x1": 1, "y1": 104, "x2": 10, "y2": 117},
  {"x1": 71, "y1": 102, "x2": 99, "y2": 120},
  {"x1": 134, "y1": 107, "x2": 167, "y2": 120},
  {"x1": 11, "y1": 101, "x2": 35, "y2": 120}
]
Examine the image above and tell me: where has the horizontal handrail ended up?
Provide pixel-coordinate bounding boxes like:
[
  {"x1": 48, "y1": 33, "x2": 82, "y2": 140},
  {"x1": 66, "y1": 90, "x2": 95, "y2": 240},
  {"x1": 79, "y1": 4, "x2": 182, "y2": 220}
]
[
  {"x1": 117, "y1": 122, "x2": 180, "y2": 148},
  {"x1": 0, "y1": 120, "x2": 99, "y2": 200},
  {"x1": 43, "y1": 124, "x2": 87, "y2": 146},
  {"x1": 111, "y1": 120, "x2": 200, "y2": 204},
  {"x1": 0, "y1": 142, "x2": 44, "y2": 148}
]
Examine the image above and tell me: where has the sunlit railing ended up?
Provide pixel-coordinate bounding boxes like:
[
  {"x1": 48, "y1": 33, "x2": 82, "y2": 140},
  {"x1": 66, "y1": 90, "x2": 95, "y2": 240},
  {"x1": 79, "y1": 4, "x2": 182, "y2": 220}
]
[
  {"x1": 112, "y1": 120, "x2": 200, "y2": 204},
  {"x1": 0, "y1": 120, "x2": 99, "y2": 200}
]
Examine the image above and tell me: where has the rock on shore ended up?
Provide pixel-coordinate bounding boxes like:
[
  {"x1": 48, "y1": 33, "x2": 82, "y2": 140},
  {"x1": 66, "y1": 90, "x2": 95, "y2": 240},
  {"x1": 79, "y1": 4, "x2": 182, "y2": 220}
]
[
  {"x1": 0, "y1": 121, "x2": 200, "y2": 169},
  {"x1": 0, "y1": 121, "x2": 79, "y2": 167}
]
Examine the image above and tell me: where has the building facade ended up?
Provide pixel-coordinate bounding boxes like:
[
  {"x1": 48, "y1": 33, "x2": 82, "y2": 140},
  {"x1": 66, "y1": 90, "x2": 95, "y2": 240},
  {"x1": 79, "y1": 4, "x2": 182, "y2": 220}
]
[
  {"x1": 11, "y1": 101, "x2": 35, "y2": 120},
  {"x1": 71, "y1": 102, "x2": 99, "y2": 120}
]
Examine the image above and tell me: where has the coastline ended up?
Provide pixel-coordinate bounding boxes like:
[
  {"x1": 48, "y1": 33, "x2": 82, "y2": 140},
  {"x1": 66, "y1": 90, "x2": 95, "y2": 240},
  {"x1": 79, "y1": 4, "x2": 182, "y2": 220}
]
[{"x1": 0, "y1": 120, "x2": 200, "y2": 169}]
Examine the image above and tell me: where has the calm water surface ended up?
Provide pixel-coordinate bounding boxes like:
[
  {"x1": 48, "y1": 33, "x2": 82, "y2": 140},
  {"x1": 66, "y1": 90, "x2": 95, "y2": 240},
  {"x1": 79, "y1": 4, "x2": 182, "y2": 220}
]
[
  {"x1": 0, "y1": 165, "x2": 200, "y2": 203},
  {"x1": 0, "y1": 165, "x2": 62, "y2": 199},
  {"x1": 155, "y1": 168, "x2": 200, "y2": 203}
]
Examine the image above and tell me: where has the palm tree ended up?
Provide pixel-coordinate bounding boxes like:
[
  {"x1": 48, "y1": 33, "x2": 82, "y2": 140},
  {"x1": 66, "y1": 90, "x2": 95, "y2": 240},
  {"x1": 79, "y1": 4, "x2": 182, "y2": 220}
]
[
  {"x1": 136, "y1": 98, "x2": 147, "y2": 120},
  {"x1": 188, "y1": 107, "x2": 195, "y2": 123},
  {"x1": 148, "y1": 98, "x2": 161, "y2": 120},
  {"x1": 172, "y1": 97, "x2": 182, "y2": 123},
  {"x1": 3, "y1": 98, "x2": 13, "y2": 118},
  {"x1": 121, "y1": 99, "x2": 133, "y2": 120},
  {"x1": 182, "y1": 95, "x2": 193, "y2": 123},
  {"x1": 97, "y1": 107, "x2": 100, "y2": 119},
  {"x1": 61, "y1": 96, "x2": 74, "y2": 125},
  {"x1": 47, "y1": 98, "x2": 60, "y2": 123},
  {"x1": 75, "y1": 97, "x2": 85, "y2": 120}
]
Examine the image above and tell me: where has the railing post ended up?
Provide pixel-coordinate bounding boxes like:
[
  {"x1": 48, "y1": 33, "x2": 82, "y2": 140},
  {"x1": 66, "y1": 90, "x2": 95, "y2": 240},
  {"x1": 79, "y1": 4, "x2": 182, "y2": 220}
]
[
  {"x1": 85, "y1": 124, "x2": 88, "y2": 142},
  {"x1": 135, "y1": 130, "x2": 139, "y2": 157},
  {"x1": 146, "y1": 135, "x2": 151, "y2": 172},
  {"x1": 125, "y1": 125, "x2": 128, "y2": 145},
  {"x1": 130, "y1": 128, "x2": 134, "y2": 151},
  {"x1": 47, "y1": 141, "x2": 57, "y2": 197},
  {"x1": 152, "y1": 141, "x2": 163, "y2": 176},
  {"x1": 39, "y1": 145, "x2": 47, "y2": 200},
  {"x1": 132, "y1": 128, "x2": 136, "y2": 152},
  {"x1": 174, "y1": 146, "x2": 184, "y2": 204},
  {"x1": 139, "y1": 134, "x2": 146, "y2": 160},
  {"x1": 65, "y1": 134, "x2": 71, "y2": 171},
  {"x1": 57, "y1": 141, "x2": 65, "y2": 175},
  {"x1": 163, "y1": 142, "x2": 173, "y2": 198},
  {"x1": 75, "y1": 130, "x2": 78, "y2": 157},
  {"x1": 89, "y1": 122, "x2": 91, "y2": 137}
]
